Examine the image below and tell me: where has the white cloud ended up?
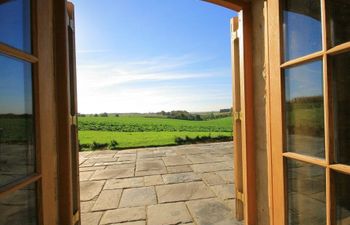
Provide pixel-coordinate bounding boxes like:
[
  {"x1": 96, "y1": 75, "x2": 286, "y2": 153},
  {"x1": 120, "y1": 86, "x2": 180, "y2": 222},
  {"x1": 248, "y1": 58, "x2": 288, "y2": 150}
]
[{"x1": 76, "y1": 54, "x2": 232, "y2": 113}]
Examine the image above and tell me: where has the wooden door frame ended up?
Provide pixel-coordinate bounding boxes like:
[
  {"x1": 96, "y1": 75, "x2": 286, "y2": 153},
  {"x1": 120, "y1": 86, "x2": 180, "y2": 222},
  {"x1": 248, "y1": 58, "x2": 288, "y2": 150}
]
[
  {"x1": 206, "y1": 1, "x2": 256, "y2": 225},
  {"x1": 52, "y1": 0, "x2": 255, "y2": 224},
  {"x1": 53, "y1": 0, "x2": 81, "y2": 224},
  {"x1": 36, "y1": 0, "x2": 59, "y2": 223},
  {"x1": 266, "y1": 0, "x2": 283, "y2": 224}
]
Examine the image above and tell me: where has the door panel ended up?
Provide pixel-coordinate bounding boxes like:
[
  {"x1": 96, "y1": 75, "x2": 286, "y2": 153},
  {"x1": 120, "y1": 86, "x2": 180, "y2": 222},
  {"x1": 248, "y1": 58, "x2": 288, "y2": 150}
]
[
  {"x1": 1, "y1": 0, "x2": 59, "y2": 223},
  {"x1": 55, "y1": 1, "x2": 81, "y2": 224},
  {"x1": 268, "y1": 0, "x2": 350, "y2": 224},
  {"x1": 230, "y1": 10, "x2": 255, "y2": 224}
]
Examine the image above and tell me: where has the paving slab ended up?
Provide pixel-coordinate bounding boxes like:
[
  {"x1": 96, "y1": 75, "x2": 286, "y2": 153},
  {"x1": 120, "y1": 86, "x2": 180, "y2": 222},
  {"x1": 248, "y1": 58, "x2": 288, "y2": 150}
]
[
  {"x1": 147, "y1": 202, "x2": 192, "y2": 225},
  {"x1": 144, "y1": 175, "x2": 164, "y2": 186},
  {"x1": 216, "y1": 170, "x2": 235, "y2": 184},
  {"x1": 186, "y1": 153, "x2": 226, "y2": 164},
  {"x1": 119, "y1": 187, "x2": 157, "y2": 208},
  {"x1": 162, "y1": 172, "x2": 201, "y2": 184},
  {"x1": 210, "y1": 184, "x2": 235, "y2": 200},
  {"x1": 81, "y1": 212, "x2": 103, "y2": 225},
  {"x1": 106, "y1": 163, "x2": 135, "y2": 170},
  {"x1": 186, "y1": 198, "x2": 240, "y2": 225},
  {"x1": 80, "y1": 166, "x2": 106, "y2": 172},
  {"x1": 138, "y1": 152, "x2": 166, "y2": 159},
  {"x1": 100, "y1": 207, "x2": 146, "y2": 225},
  {"x1": 104, "y1": 177, "x2": 144, "y2": 190},
  {"x1": 200, "y1": 172, "x2": 226, "y2": 186},
  {"x1": 166, "y1": 165, "x2": 193, "y2": 173},
  {"x1": 111, "y1": 221, "x2": 146, "y2": 225},
  {"x1": 156, "y1": 181, "x2": 215, "y2": 203},
  {"x1": 91, "y1": 189, "x2": 122, "y2": 211},
  {"x1": 81, "y1": 201, "x2": 95, "y2": 213},
  {"x1": 191, "y1": 162, "x2": 232, "y2": 173},
  {"x1": 90, "y1": 168, "x2": 134, "y2": 180},
  {"x1": 80, "y1": 180, "x2": 105, "y2": 201},
  {"x1": 118, "y1": 155, "x2": 137, "y2": 162},
  {"x1": 80, "y1": 171, "x2": 94, "y2": 181},
  {"x1": 135, "y1": 160, "x2": 167, "y2": 176},
  {"x1": 162, "y1": 156, "x2": 192, "y2": 166}
]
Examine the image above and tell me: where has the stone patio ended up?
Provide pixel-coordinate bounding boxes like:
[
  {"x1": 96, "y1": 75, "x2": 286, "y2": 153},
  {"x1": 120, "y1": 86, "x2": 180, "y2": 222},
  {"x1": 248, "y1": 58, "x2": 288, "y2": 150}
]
[{"x1": 79, "y1": 142, "x2": 242, "y2": 225}]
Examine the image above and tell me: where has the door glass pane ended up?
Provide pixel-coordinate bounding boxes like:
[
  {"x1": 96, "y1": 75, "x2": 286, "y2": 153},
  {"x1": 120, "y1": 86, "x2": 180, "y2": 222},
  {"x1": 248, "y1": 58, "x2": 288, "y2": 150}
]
[
  {"x1": 334, "y1": 172, "x2": 350, "y2": 225},
  {"x1": 282, "y1": 0, "x2": 322, "y2": 61},
  {"x1": 0, "y1": 54, "x2": 35, "y2": 187},
  {"x1": 331, "y1": 51, "x2": 350, "y2": 165},
  {"x1": 284, "y1": 60, "x2": 325, "y2": 158},
  {"x1": 0, "y1": 0, "x2": 31, "y2": 53},
  {"x1": 287, "y1": 159, "x2": 326, "y2": 225},
  {"x1": 327, "y1": 0, "x2": 350, "y2": 47},
  {"x1": 0, "y1": 183, "x2": 37, "y2": 224}
]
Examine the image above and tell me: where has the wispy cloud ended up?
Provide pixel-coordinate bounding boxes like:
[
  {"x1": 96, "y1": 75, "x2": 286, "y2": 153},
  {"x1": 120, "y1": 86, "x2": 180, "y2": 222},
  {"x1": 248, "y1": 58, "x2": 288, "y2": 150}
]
[
  {"x1": 77, "y1": 54, "x2": 225, "y2": 89},
  {"x1": 77, "y1": 54, "x2": 232, "y2": 113}
]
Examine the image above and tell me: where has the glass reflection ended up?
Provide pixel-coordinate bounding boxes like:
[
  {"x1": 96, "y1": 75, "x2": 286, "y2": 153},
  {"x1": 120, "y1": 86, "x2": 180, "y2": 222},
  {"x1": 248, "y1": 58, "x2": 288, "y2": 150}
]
[
  {"x1": 331, "y1": 51, "x2": 350, "y2": 165},
  {"x1": 327, "y1": 0, "x2": 350, "y2": 47},
  {"x1": 284, "y1": 60, "x2": 325, "y2": 158},
  {"x1": 282, "y1": 0, "x2": 322, "y2": 61},
  {"x1": 0, "y1": 54, "x2": 35, "y2": 187},
  {"x1": 287, "y1": 159, "x2": 326, "y2": 225},
  {"x1": 334, "y1": 172, "x2": 350, "y2": 225},
  {"x1": 0, "y1": 183, "x2": 37, "y2": 225},
  {"x1": 0, "y1": 0, "x2": 31, "y2": 53}
]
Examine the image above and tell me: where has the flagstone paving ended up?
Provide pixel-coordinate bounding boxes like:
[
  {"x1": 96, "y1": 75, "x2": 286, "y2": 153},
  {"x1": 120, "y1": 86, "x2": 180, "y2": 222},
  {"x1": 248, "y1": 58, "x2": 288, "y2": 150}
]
[{"x1": 80, "y1": 142, "x2": 242, "y2": 225}]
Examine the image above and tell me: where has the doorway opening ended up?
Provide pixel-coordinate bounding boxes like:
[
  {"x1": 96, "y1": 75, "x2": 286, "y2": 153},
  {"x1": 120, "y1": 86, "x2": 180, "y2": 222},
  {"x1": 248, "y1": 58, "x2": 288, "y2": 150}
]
[{"x1": 71, "y1": 1, "x2": 241, "y2": 225}]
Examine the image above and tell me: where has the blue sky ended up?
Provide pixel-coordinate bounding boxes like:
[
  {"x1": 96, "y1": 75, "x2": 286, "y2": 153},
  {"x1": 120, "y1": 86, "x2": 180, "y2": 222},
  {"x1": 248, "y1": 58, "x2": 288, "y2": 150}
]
[{"x1": 71, "y1": 0, "x2": 236, "y2": 113}]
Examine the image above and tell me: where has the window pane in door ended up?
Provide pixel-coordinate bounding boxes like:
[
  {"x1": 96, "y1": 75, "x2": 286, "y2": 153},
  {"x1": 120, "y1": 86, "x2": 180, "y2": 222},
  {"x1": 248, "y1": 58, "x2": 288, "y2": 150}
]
[
  {"x1": 284, "y1": 60, "x2": 325, "y2": 158},
  {"x1": 0, "y1": 183, "x2": 37, "y2": 225},
  {"x1": 282, "y1": 0, "x2": 322, "y2": 61},
  {"x1": 0, "y1": 0, "x2": 31, "y2": 53},
  {"x1": 0, "y1": 54, "x2": 35, "y2": 187},
  {"x1": 327, "y1": 0, "x2": 350, "y2": 47},
  {"x1": 334, "y1": 172, "x2": 350, "y2": 225},
  {"x1": 287, "y1": 159, "x2": 326, "y2": 225},
  {"x1": 331, "y1": 51, "x2": 350, "y2": 165}
]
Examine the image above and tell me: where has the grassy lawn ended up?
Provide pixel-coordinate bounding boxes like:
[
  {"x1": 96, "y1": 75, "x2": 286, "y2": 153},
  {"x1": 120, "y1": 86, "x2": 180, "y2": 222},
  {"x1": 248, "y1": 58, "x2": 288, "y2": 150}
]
[
  {"x1": 79, "y1": 131, "x2": 232, "y2": 149},
  {"x1": 78, "y1": 115, "x2": 233, "y2": 150},
  {"x1": 78, "y1": 116, "x2": 232, "y2": 132}
]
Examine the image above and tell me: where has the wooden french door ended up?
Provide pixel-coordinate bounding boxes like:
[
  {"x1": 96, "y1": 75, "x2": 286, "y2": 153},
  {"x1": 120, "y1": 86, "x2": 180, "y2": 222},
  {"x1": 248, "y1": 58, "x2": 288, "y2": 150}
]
[
  {"x1": 55, "y1": 1, "x2": 81, "y2": 224},
  {"x1": 268, "y1": 0, "x2": 350, "y2": 224},
  {"x1": 0, "y1": 0, "x2": 58, "y2": 224},
  {"x1": 231, "y1": 10, "x2": 256, "y2": 225}
]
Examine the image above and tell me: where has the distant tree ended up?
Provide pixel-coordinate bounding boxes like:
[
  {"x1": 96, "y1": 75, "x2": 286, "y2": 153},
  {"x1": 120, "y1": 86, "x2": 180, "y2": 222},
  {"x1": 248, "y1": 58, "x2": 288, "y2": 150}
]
[
  {"x1": 94, "y1": 114, "x2": 98, "y2": 117},
  {"x1": 115, "y1": 114, "x2": 119, "y2": 117},
  {"x1": 220, "y1": 108, "x2": 231, "y2": 113},
  {"x1": 100, "y1": 112, "x2": 108, "y2": 117}
]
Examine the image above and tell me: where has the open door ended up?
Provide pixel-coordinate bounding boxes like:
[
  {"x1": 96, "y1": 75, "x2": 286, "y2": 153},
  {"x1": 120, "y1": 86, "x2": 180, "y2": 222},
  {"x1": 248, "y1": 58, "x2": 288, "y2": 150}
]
[
  {"x1": 230, "y1": 10, "x2": 255, "y2": 225},
  {"x1": 231, "y1": 16, "x2": 244, "y2": 221},
  {"x1": 55, "y1": 1, "x2": 81, "y2": 224}
]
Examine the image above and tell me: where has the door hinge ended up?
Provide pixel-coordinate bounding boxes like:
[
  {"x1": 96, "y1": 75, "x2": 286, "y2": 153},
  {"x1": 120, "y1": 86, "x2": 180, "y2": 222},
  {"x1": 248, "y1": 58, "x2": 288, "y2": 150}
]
[
  {"x1": 234, "y1": 111, "x2": 242, "y2": 121},
  {"x1": 70, "y1": 115, "x2": 77, "y2": 126}
]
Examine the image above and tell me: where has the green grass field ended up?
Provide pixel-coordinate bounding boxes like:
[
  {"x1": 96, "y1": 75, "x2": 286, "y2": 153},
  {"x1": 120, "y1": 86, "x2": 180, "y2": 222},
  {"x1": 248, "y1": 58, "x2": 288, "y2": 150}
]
[
  {"x1": 78, "y1": 116, "x2": 233, "y2": 150},
  {"x1": 78, "y1": 116, "x2": 232, "y2": 132},
  {"x1": 79, "y1": 131, "x2": 232, "y2": 149}
]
